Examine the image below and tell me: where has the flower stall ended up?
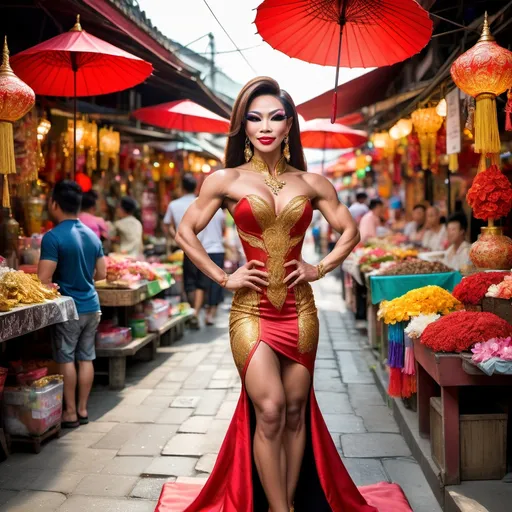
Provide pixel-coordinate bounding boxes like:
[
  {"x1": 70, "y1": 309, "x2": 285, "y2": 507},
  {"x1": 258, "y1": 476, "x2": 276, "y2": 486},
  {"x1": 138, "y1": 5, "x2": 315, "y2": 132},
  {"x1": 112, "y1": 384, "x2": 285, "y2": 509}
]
[{"x1": 377, "y1": 270, "x2": 512, "y2": 490}]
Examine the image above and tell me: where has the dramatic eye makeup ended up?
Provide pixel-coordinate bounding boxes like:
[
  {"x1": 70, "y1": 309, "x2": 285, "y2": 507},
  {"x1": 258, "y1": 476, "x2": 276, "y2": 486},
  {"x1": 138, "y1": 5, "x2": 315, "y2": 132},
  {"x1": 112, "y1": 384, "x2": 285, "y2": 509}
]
[{"x1": 245, "y1": 109, "x2": 287, "y2": 123}]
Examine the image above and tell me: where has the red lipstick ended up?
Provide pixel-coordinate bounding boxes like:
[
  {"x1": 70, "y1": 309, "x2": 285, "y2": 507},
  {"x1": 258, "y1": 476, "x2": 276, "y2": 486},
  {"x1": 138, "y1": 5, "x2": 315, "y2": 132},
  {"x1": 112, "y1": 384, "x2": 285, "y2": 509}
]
[{"x1": 258, "y1": 137, "x2": 276, "y2": 145}]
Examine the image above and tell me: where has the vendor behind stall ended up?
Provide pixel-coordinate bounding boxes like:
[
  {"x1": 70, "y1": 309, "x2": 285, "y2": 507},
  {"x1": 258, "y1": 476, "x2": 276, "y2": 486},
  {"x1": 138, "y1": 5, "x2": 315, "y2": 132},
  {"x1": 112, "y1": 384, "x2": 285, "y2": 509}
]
[
  {"x1": 444, "y1": 212, "x2": 472, "y2": 271},
  {"x1": 422, "y1": 206, "x2": 448, "y2": 251},
  {"x1": 404, "y1": 204, "x2": 426, "y2": 243},
  {"x1": 38, "y1": 180, "x2": 106, "y2": 429}
]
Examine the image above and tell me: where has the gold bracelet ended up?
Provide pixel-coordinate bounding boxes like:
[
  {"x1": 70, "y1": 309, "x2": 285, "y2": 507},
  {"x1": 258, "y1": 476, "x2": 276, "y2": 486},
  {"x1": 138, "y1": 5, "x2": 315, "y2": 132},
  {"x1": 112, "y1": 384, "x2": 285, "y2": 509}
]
[
  {"x1": 316, "y1": 262, "x2": 327, "y2": 280},
  {"x1": 219, "y1": 272, "x2": 229, "y2": 288}
]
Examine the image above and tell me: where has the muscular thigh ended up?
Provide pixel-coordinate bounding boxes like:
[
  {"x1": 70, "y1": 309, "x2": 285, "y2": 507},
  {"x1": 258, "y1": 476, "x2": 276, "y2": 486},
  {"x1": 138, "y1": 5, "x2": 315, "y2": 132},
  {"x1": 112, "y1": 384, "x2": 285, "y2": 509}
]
[
  {"x1": 282, "y1": 360, "x2": 311, "y2": 407},
  {"x1": 245, "y1": 342, "x2": 285, "y2": 412}
]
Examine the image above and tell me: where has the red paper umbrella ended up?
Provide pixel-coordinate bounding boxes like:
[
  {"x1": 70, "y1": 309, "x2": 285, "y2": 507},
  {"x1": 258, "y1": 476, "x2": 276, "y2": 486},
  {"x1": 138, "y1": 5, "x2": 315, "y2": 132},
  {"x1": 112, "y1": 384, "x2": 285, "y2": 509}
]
[
  {"x1": 301, "y1": 118, "x2": 367, "y2": 149},
  {"x1": 10, "y1": 15, "x2": 153, "y2": 178},
  {"x1": 301, "y1": 118, "x2": 367, "y2": 173},
  {"x1": 255, "y1": 0, "x2": 433, "y2": 122},
  {"x1": 132, "y1": 100, "x2": 229, "y2": 134}
]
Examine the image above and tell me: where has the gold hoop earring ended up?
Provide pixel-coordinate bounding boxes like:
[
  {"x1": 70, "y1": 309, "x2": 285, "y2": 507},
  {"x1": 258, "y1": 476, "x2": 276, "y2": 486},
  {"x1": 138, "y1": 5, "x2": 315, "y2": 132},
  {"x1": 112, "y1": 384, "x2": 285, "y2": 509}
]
[
  {"x1": 283, "y1": 135, "x2": 291, "y2": 162},
  {"x1": 244, "y1": 137, "x2": 253, "y2": 163}
]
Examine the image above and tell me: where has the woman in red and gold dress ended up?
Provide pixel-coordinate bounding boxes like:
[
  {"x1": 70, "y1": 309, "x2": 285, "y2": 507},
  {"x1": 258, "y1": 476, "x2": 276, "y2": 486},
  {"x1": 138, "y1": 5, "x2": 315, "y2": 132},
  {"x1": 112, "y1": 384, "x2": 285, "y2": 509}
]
[{"x1": 156, "y1": 77, "x2": 412, "y2": 512}]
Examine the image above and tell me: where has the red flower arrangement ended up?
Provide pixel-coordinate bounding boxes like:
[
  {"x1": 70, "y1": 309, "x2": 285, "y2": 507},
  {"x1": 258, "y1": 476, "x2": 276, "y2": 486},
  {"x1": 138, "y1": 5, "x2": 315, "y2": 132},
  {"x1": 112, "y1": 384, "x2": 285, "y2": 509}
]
[
  {"x1": 452, "y1": 271, "x2": 510, "y2": 305},
  {"x1": 421, "y1": 311, "x2": 512, "y2": 353},
  {"x1": 466, "y1": 165, "x2": 512, "y2": 220}
]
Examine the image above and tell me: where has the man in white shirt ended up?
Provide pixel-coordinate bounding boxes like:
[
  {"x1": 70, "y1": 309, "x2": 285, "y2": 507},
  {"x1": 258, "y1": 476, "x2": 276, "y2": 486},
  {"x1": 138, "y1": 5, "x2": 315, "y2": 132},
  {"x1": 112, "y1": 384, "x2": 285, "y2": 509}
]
[
  {"x1": 348, "y1": 192, "x2": 369, "y2": 225},
  {"x1": 164, "y1": 174, "x2": 225, "y2": 328},
  {"x1": 444, "y1": 212, "x2": 472, "y2": 271}
]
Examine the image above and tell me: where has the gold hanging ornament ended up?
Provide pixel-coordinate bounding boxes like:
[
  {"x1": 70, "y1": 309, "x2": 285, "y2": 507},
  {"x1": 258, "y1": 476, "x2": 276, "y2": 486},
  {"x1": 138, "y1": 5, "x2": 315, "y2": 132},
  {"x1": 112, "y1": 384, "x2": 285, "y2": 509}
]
[
  {"x1": 0, "y1": 37, "x2": 35, "y2": 208},
  {"x1": 451, "y1": 12, "x2": 512, "y2": 171},
  {"x1": 411, "y1": 107, "x2": 444, "y2": 171}
]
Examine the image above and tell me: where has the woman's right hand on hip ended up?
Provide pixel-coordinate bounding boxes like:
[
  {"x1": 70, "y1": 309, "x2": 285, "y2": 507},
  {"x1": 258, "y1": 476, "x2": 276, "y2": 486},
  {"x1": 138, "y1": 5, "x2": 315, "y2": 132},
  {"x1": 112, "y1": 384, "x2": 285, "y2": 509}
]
[{"x1": 225, "y1": 260, "x2": 269, "y2": 293}]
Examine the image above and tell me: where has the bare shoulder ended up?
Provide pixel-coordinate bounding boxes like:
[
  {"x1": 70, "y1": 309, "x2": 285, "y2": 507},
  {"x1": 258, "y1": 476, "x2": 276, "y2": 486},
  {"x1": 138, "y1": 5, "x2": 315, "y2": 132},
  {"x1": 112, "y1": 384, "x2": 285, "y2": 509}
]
[
  {"x1": 201, "y1": 168, "x2": 241, "y2": 195},
  {"x1": 301, "y1": 172, "x2": 337, "y2": 197}
]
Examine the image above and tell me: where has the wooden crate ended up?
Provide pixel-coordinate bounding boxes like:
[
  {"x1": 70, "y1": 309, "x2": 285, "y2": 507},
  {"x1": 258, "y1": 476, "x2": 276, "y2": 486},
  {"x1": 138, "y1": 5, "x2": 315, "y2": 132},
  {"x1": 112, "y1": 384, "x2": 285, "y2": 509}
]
[
  {"x1": 430, "y1": 397, "x2": 507, "y2": 481},
  {"x1": 482, "y1": 297, "x2": 512, "y2": 324}
]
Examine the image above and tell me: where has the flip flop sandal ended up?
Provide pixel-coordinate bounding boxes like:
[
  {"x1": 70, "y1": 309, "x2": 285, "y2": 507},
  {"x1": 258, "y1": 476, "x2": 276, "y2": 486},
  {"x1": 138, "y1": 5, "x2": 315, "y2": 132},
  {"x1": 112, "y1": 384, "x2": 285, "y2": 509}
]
[
  {"x1": 61, "y1": 420, "x2": 80, "y2": 429},
  {"x1": 78, "y1": 414, "x2": 89, "y2": 425}
]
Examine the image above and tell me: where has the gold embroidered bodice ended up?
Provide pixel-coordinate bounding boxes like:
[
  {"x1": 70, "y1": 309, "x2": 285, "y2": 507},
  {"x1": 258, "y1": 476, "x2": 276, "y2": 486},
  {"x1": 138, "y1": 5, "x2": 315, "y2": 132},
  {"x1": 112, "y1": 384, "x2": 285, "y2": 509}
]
[{"x1": 233, "y1": 194, "x2": 313, "y2": 311}]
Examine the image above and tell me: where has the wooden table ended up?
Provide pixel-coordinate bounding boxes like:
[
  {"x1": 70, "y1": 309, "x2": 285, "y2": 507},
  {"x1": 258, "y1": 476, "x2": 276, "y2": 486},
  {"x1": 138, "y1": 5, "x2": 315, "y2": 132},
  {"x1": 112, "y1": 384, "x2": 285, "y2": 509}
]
[{"x1": 414, "y1": 339, "x2": 512, "y2": 485}]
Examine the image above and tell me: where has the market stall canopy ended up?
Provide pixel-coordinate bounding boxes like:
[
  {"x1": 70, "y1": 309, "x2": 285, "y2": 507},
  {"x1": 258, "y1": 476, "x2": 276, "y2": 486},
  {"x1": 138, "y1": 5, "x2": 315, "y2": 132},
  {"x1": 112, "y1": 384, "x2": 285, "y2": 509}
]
[
  {"x1": 132, "y1": 100, "x2": 230, "y2": 134},
  {"x1": 300, "y1": 119, "x2": 367, "y2": 149},
  {"x1": 255, "y1": 0, "x2": 433, "y2": 122},
  {"x1": 10, "y1": 16, "x2": 152, "y2": 97},
  {"x1": 298, "y1": 64, "x2": 403, "y2": 121}
]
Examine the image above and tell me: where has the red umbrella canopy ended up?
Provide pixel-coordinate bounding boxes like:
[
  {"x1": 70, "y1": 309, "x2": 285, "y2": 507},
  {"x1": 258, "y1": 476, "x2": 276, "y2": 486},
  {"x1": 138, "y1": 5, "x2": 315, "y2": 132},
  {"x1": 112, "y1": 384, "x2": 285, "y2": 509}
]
[
  {"x1": 10, "y1": 16, "x2": 152, "y2": 97},
  {"x1": 256, "y1": 0, "x2": 432, "y2": 122},
  {"x1": 255, "y1": 0, "x2": 432, "y2": 68},
  {"x1": 133, "y1": 100, "x2": 230, "y2": 134},
  {"x1": 301, "y1": 118, "x2": 367, "y2": 149}
]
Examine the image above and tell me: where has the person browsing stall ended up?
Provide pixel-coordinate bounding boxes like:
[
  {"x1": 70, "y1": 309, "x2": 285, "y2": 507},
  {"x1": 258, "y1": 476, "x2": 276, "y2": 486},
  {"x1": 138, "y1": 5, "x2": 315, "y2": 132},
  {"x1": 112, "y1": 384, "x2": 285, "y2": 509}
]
[
  {"x1": 359, "y1": 198, "x2": 384, "y2": 243},
  {"x1": 113, "y1": 196, "x2": 143, "y2": 257},
  {"x1": 422, "y1": 206, "x2": 447, "y2": 251},
  {"x1": 38, "y1": 180, "x2": 106, "y2": 429},
  {"x1": 404, "y1": 204, "x2": 426, "y2": 243}
]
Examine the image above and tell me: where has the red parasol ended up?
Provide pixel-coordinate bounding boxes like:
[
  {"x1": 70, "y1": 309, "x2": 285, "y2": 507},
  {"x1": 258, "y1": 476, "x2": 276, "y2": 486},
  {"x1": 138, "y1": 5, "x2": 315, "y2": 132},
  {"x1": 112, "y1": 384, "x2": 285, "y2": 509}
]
[
  {"x1": 132, "y1": 100, "x2": 229, "y2": 134},
  {"x1": 10, "y1": 15, "x2": 153, "y2": 178},
  {"x1": 255, "y1": 0, "x2": 433, "y2": 122},
  {"x1": 301, "y1": 118, "x2": 367, "y2": 173}
]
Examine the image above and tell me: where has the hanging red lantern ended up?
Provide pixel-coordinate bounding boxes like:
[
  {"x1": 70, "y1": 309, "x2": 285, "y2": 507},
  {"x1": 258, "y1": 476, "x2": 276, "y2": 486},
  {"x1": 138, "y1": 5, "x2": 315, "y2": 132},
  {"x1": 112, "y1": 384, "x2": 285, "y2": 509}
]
[
  {"x1": 450, "y1": 13, "x2": 512, "y2": 170},
  {"x1": 75, "y1": 172, "x2": 92, "y2": 192},
  {"x1": 0, "y1": 37, "x2": 35, "y2": 208}
]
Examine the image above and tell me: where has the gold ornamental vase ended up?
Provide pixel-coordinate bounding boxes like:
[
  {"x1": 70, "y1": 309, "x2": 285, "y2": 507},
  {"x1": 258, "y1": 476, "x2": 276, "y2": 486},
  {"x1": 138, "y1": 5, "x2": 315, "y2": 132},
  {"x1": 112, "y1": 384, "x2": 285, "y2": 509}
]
[{"x1": 469, "y1": 226, "x2": 512, "y2": 270}]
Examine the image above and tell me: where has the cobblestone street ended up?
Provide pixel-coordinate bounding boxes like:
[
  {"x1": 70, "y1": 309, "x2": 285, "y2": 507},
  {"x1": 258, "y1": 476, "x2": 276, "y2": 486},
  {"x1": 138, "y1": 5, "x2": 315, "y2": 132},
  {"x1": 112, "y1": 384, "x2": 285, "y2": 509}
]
[{"x1": 0, "y1": 275, "x2": 440, "y2": 511}]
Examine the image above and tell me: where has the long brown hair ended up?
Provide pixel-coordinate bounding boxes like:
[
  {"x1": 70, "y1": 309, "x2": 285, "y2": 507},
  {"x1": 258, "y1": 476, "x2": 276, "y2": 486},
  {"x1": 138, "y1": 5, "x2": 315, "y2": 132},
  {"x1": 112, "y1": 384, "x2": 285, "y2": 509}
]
[{"x1": 224, "y1": 77, "x2": 307, "y2": 172}]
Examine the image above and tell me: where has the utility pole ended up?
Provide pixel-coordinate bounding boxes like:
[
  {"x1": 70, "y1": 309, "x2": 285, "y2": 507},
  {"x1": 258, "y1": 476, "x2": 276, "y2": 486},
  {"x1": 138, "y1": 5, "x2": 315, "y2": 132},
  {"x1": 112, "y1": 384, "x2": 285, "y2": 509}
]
[{"x1": 208, "y1": 32, "x2": 216, "y2": 93}]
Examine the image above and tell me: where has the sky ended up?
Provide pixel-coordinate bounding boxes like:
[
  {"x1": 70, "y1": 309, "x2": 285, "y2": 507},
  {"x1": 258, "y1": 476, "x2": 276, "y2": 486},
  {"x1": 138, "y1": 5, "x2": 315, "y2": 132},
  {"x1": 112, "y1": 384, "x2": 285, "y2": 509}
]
[{"x1": 137, "y1": 0, "x2": 372, "y2": 106}]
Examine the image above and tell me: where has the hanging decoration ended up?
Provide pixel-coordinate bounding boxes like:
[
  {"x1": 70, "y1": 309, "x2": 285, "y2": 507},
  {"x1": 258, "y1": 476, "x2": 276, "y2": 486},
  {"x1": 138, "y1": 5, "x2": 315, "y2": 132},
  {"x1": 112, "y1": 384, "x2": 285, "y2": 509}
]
[
  {"x1": 389, "y1": 118, "x2": 413, "y2": 141},
  {"x1": 0, "y1": 37, "x2": 35, "y2": 208},
  {"x1": 450, "y1": 13, "x2": 512, "y2": 171},
  {"x1": 36, "y1": 113, "x2": 51, "y2": 171},
  {"x1": 435, "y1": 99, "x2": 447, "y2": 117},
  {"x1": 411, "y1": 107, "x2": 444, "y2": 171},
  {"x1": 99, "y1": 126, "x2": 120, "y2": 171}
]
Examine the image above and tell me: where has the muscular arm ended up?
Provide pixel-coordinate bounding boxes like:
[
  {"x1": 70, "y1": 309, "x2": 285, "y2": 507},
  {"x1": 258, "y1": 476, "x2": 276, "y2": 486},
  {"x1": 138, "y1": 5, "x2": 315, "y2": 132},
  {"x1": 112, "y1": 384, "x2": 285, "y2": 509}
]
[
  {"x1": 310, "y1": 175, "x2": 360, "y2": 273},
  {"x1": 175, "y1": 171, "x2": 232, "y2": 284}
]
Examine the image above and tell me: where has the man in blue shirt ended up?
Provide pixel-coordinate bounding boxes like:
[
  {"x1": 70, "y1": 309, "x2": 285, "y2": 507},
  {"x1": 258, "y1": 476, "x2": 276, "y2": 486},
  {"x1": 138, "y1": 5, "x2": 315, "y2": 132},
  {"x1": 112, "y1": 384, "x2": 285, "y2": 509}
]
[{"x1": 38, "y1": 181, "x2": 106, "y2": 428}]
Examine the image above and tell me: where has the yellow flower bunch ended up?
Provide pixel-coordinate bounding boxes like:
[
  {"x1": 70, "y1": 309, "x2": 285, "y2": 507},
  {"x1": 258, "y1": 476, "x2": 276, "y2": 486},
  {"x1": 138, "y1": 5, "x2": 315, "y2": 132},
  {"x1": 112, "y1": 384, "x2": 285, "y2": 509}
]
[{"x1": 377, "y1": 285, "x2": 462, "y2": 325}]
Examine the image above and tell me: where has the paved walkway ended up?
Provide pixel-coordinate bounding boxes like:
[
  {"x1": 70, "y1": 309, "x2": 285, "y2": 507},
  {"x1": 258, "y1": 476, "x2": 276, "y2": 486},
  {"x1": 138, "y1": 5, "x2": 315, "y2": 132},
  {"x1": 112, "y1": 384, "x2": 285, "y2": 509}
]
[{"x1": 0, "y1": 274, "x2": 440, "y2": 511}]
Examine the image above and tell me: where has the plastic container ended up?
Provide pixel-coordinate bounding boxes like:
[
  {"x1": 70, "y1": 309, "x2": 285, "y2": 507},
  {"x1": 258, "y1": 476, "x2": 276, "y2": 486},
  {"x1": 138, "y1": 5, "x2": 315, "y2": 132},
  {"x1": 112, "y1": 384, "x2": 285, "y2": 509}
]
[
  {"x1": 3, "y1": 380, "x2": 63, "y2": 437},
  {"x1": 96, "y1": 326, "x2": 132, "y2": 348},
  {"x1": 129, "y1": 317, "x2": 148, "y2": 338},
  {"x1": 145, "y1": 300, "x2": 169, "y2": 331}
]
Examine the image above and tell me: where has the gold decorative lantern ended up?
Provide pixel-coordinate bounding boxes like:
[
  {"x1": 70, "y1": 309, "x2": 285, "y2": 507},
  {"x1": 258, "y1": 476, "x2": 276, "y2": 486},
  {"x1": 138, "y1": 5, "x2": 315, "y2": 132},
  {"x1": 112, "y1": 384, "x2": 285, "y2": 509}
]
[
  {"x1": 99, "y1": 126, "x2": 120, "y2": 170},
  {"x1": 389, "y1": 118, "x2": 413, "y2": 141},
  {"x1": 411, "y1": 107, "x2": 444, "y2": 170},
  {"x1": 436, "y1": 99, "x2": 447, "y2": 117},
  {"x1": 0, "y1": 37, "x2": 36, "y2": 208},
  {"x1": 450, "y1": 13, "x2": 512, "y2": 170}
]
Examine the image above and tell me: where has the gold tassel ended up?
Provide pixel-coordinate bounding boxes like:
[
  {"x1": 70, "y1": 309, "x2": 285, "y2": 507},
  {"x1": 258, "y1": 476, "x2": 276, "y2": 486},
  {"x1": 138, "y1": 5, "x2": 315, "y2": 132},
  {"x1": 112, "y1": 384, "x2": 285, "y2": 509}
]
[
  {"x1": 2, "y1": 175, "x2": 10, "y2": 209},
  {"x1": 475, "y1": 93, "x2": 501, "y2": 154},
  {"x1": 0, "y1": 121, "x2": 16, "y2": 176},
  {"x1": 448, "y1": 153, "x2": 458, "y2": 172},
  {"x1": 418, "y1": 133, "x2": 429, "y2": 170}
]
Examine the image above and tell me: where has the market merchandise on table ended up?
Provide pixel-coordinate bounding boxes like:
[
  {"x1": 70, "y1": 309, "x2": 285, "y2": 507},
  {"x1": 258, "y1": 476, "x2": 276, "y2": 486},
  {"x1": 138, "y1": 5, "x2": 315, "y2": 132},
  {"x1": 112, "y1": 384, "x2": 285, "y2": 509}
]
[
  {"x1": 452, "y1": 271, "x2": 511, "y2": 305},
  {"x1": 0, "y1": 267, "x2": 60, "y2": 312},
  {"x1": 377, "y1": 260, "x2": 452, "y2": 276},
  {"x1": 96, "y1": 321, "x2": 132, "y2": 348},
  {"x1": 3, "y1": 374, "x2": 64, "y2": 437},
  {"x1": 104, "y1": 255, "x2": 163, "y2": 286}
]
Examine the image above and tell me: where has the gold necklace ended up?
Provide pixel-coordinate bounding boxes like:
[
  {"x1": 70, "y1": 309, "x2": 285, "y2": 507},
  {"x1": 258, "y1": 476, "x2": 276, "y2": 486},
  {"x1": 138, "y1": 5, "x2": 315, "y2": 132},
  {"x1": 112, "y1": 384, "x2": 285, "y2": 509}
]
[{"x1": 250, "y1": 156, "x2": 287, "y2": 196}]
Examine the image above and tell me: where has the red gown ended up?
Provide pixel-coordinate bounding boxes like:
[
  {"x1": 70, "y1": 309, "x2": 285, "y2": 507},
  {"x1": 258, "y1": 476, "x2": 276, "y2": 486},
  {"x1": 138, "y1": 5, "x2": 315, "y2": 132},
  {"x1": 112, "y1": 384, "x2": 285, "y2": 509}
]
[{"x1": 156, "y1": 195, "x2": 412, "y2": 512}]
